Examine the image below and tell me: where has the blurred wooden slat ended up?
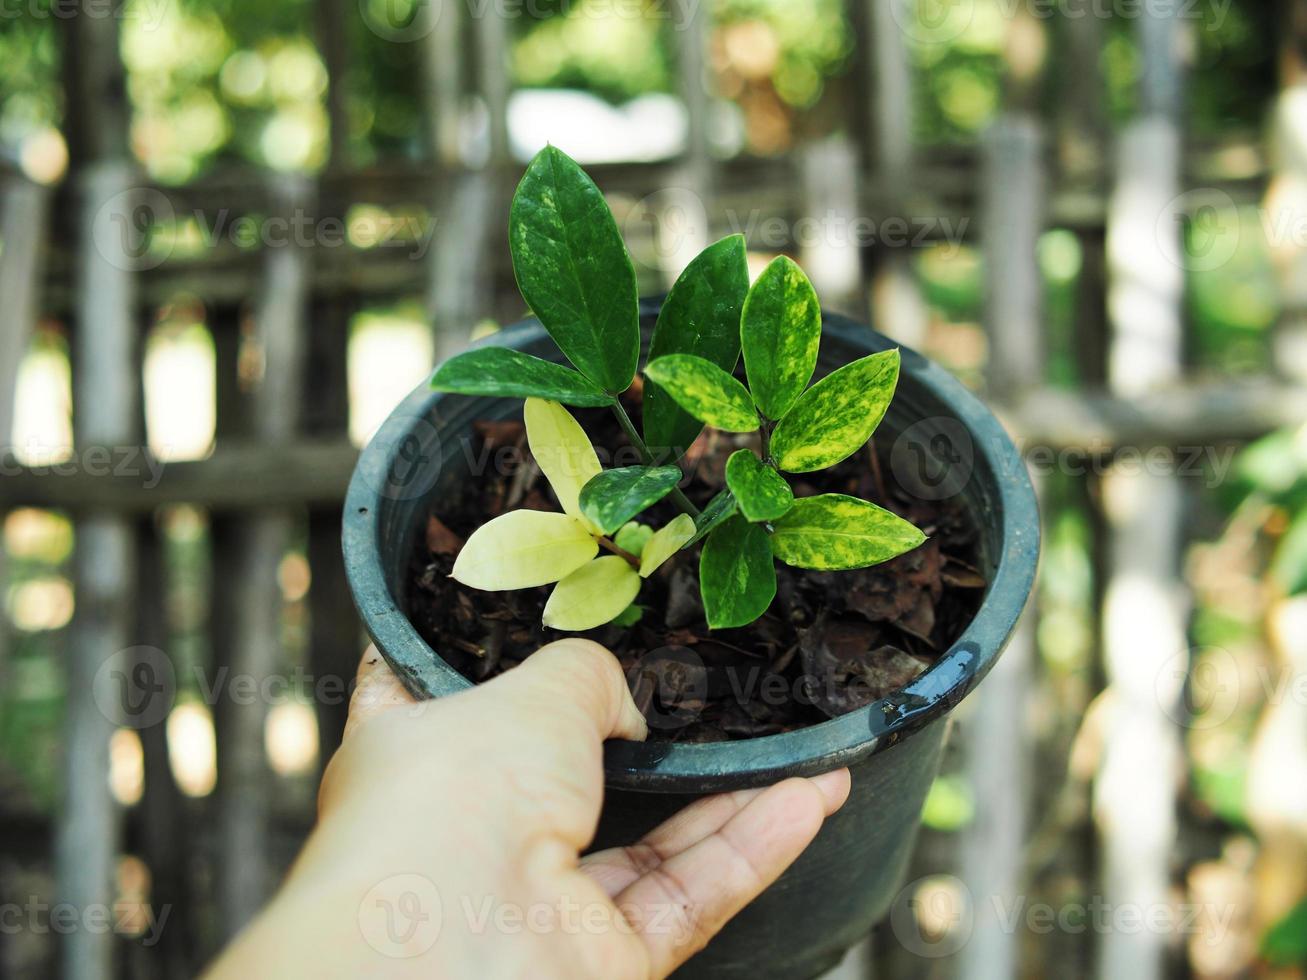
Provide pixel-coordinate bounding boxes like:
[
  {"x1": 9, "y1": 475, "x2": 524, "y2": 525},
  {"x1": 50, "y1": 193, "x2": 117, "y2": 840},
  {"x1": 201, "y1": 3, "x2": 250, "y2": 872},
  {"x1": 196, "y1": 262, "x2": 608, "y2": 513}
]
[
  {"x1": 56, "y1": 6, "x2": 139, "y2": 978},
  {"x1": 213, "y1": 176, "x2": 312, "y2": 942},
  {"x1": 1, "y1": 376, "x2": 1302, "y2": 512},
  {"x1": 959, "y1": 95, "x2": 1047, "y2": 980},
  {"x1": 1097, "y1": 7, "x2": 1191, "y2": 980},
  {"x1": 0, "y1": 177, "x2": 49, "y2": 704},
  {"x1": 866, "y1": 0, "x2": 927, "y2": 346}
]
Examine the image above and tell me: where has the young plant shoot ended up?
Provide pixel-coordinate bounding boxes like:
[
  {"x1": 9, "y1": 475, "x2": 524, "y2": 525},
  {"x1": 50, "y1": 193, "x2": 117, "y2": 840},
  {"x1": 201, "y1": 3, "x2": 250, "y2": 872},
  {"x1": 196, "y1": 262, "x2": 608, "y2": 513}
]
[{"x1": 432, "y1": 145, "x2": 926, "y2": 631}]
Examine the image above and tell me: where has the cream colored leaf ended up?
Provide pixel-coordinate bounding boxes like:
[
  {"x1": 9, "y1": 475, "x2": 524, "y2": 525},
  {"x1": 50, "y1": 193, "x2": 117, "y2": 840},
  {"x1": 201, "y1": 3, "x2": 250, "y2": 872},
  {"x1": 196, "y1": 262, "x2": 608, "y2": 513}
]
[
  {"x1": 525, "y1": 397, "x2": 603, "y2": 532},
  {"x1": 451, "y1": 510, "x2": 597, "y2": 590},
  {"x1": 542, "y1": 555, "x2": 642, "y2": 631},
  {"x1": 639, "y1": 513, "x2": 697, "y2": 578}
]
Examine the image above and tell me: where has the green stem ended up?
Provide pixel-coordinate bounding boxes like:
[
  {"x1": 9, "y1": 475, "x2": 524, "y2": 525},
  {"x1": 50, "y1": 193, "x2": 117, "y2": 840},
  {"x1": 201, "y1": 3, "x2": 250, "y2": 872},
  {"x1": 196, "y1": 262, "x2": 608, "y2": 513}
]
[
  {"x1": 758, "y1": 420, "x2": 772, "y2": 465},
  {"x1": 609, "y1": 400, "x2": 701, "y2": 518}
]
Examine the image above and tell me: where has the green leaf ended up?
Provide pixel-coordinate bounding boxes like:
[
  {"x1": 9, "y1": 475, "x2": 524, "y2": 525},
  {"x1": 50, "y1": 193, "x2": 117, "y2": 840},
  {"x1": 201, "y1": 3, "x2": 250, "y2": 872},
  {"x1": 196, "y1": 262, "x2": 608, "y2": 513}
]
[
  {"x1": 740, "y1": 255, "x2": 821, "y2": 420},
  {"x1": 644, "y1": 354, "x2": 758, "y2": 433},
  {"x1": 725, "y1": 450, "x2": 794, "y2": 522},
  {"x1": 509, "y1": 145, "x2": 639, "y2": 393},
  {"x1": 579, "y1": 465, "x2": 684, "y2": 535},
  {"x1": 452, "y1": 511, "x2": 598, "y2": 590},
  {"x1": 639, "y1": 513, "x2": 696, "y2": 577},
  {"x1": 700, "y1": 516, "x2": 776, "y2": 629},
  {"x1": 431, "y1": 348, "x2": 613, "y2": 407},
  {"x1": 771, "y1": 350, "x2": 900, "y2": 473},
  {"x1": 683, "y1": 491, "x2": 738, "y2": 548},
  {"x1": 613, "y1": 521, "x2": 654, "y2": 557},
  {"x1": 1271, "y1": 507, "x2": 1307, "y2": 596},
  {"x1": 770, "y1": 494, "x2": 925, "y2": 570},
  {"x1": 611, "y1": 604, "x2": 644, "y2": 627},
  {"x1": 542, "y1": 556, "x2": 642, "y2": 631},
  {"x1": 1261, "y1": 898, "x2": 1307, "y2": 966},
  {"x1": 643, "y1": 235, "x2": 749, "y2": 458}
]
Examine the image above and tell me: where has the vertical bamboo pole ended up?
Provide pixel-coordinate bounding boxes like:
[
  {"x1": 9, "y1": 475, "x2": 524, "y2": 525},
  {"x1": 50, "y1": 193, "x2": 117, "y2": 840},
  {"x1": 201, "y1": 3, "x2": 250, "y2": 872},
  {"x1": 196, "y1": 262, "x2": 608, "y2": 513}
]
[
  {"x1": 212, "y1": 176, "x2": 311, "y2": 941},
  {"x1": 1097, "y1": 7, "x2": 1189, "y2": 980},
  {"x1": 57, "y1": 7, "x2": 137, "y2": 978}
]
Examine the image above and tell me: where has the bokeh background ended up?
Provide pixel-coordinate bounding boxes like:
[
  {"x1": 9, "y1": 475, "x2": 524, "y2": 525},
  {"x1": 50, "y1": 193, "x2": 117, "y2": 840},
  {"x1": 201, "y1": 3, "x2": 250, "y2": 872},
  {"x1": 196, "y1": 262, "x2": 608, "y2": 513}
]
[{"x1": 2, "y1": 0, "x2": 1307, "y2": 977}]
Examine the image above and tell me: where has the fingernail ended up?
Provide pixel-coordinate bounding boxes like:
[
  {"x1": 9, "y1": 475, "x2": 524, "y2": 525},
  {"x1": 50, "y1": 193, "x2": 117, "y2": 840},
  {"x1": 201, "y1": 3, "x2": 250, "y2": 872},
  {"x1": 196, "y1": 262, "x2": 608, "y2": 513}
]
[{"x1": 807, "y1": 769, "x2": 851, "y2": 814}]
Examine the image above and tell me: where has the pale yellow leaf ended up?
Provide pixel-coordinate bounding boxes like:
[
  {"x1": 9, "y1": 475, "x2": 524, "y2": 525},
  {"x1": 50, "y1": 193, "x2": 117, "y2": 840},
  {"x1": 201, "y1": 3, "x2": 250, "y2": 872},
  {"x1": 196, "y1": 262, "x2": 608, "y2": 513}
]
[
  {"x1": 639, "y1": 513, "x2": 697, "y2": 578},
  {"x1": 451, "y1": 510, "x2": 597, "y2": 590},
  {"x1": 542, "y1": 555, "x2": 642, "y2": 631},
  {"x1": 525, "y1": 398, "x2": 603, "y2": 532}
]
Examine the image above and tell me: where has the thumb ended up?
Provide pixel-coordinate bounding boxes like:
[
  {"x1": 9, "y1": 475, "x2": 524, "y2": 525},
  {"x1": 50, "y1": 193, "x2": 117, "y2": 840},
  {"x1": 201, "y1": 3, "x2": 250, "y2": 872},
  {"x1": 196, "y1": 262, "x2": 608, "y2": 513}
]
[{"x1": 483, "y1": 638, "x2": 649, "y2": 743}]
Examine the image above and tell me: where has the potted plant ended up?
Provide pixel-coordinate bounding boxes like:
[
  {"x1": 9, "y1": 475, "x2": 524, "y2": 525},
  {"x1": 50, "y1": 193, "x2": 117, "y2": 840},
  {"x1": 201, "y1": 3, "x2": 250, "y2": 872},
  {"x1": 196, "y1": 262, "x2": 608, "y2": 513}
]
[{"x1": 343, "y1": 147, "x2": 1039, "y2": 979}]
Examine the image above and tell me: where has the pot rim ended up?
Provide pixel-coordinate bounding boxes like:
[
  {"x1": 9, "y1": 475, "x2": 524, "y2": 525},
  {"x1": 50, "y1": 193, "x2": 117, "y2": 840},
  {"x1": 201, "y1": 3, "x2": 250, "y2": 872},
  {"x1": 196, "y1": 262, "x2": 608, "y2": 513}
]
[{"x1": 343, "y1": 302, "x2": 1040, "y2": 792}]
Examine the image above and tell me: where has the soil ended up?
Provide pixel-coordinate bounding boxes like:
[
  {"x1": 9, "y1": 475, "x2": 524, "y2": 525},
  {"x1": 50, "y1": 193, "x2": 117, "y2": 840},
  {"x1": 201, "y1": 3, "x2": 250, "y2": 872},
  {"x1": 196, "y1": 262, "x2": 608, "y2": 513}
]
[{"x1": 406, "y1": 392, "x2": 986, "y2": 742}]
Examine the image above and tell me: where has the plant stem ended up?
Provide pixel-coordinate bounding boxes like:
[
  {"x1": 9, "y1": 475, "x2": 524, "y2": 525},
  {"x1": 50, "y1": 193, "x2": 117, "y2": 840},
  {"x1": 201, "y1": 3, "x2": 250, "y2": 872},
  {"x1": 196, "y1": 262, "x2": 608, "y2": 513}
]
[
  {"x1": 609, "y1": 400, "x2": 701, "y2": 518},
  {"x1": 758, "y1": 420, "x2": 772, "y2": 464},
  {"x1": 598, "y1": 535, "x2": 641, "y2": 568}
]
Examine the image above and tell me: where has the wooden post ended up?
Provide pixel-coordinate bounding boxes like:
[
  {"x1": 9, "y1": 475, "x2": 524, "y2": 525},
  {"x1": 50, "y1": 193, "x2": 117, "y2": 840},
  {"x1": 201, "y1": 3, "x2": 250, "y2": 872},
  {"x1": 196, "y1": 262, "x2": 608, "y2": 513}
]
[
  {"x1": 958, "y1": 78, "x2": 1047, "y2": 980},
  {"x1": 1097, "y1": 7, "x2": 1189, "y2": 980},
  {"x1": 57, "y1": 6, "x2": 137, "y2": 978},
  {"x1": 304, "y1": 297, "x2": 359, "y2": 772},
  {"x1": 800, "y1": 137, "x2": 864, "y2": 315},
  {"x1": 866, "y1": 0, "x2": 927, "y2": 347},
  {"x1": 212, "y1": 176, "x2": 311, "y2": 941},
  {"x1": 0, "y1": 177, "x2": 49, "y2": 695}
]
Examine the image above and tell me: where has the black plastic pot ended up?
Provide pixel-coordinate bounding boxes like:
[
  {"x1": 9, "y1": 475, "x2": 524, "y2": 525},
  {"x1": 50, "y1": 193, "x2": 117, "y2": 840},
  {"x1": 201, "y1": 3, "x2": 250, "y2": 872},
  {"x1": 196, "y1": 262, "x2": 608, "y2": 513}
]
[{"x1": 342, "y1": 300, "x2": 1039, "y2": 979}]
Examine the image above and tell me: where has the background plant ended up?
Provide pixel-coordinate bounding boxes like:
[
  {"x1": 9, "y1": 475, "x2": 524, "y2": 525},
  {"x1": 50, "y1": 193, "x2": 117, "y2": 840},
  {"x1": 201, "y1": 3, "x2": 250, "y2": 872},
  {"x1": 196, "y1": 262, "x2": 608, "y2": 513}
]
[{"x1": 433, "y1": 145, "x2": 925, "y2": 630}]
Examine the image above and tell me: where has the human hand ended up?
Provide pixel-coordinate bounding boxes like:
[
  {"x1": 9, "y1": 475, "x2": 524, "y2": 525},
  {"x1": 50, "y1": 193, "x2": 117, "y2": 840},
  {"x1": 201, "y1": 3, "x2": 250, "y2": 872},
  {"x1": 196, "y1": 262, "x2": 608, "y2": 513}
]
[{"x1": 207, "y1": 639, "x2": 849, "y2": 979}]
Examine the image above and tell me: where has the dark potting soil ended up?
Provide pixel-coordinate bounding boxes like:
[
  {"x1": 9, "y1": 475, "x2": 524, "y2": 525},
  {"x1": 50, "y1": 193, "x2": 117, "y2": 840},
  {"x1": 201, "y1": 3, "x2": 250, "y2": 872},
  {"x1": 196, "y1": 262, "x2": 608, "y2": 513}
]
[{"x1": 406, "y1": 392, "x2": 986, "y2": 742}]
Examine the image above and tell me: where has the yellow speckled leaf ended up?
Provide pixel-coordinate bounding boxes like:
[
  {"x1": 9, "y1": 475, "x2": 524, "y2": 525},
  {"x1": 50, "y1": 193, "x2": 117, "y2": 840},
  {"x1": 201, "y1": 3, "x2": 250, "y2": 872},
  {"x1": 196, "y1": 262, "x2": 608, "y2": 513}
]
[
  {"x1": 452, "y1": 510, "x2": 598, "y2": 590},
  {"x1": 639, "y1": 513, "x2": 697, "y2": 577},
  {"x1": 770, "y1": 494, "x2": 925, "y2": 570},
  {"x1": 543, "y1": 555, "x2": 642, "y2": 630},
  {"x1": 771, "y1": 350, "x2": 899, "y2": 473},
  {"x1": 525, "y1": 397, "x2": 603, "y2": 532}
]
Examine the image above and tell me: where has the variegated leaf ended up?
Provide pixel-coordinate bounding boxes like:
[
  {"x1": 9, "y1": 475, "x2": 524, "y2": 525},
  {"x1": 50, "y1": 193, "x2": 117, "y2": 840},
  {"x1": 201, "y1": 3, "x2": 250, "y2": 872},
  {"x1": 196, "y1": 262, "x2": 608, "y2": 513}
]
[
  {"x1": 724, "y1": 449, "x2": 794, "y2": 522},
  {"x1": 643, "y1": 354, "x2": 759, "y2": 433},
  {"x1": 740, "y1": 256, "x2": 821, "y2": 420},
  {"x1": 769, "y1": 493, "x2": 925, "y2": 570},
  {"x1": 771, "y1": 350, "x2": 900, "y2": 473}
]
